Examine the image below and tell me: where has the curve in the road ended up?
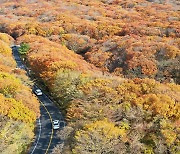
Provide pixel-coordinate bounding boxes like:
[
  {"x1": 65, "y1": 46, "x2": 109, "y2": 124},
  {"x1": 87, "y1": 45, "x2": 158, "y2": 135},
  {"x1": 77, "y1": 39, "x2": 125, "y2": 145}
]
[{"x1": 12, "y1": 45, "x2": 64, "y2": 154}]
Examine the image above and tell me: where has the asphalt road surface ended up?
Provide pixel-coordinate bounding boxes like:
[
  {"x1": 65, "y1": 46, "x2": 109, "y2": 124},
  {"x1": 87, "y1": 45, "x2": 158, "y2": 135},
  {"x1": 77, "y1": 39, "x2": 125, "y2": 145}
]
[{"x1": 12, "y1": 46, "x2": 65, "y2": 154}]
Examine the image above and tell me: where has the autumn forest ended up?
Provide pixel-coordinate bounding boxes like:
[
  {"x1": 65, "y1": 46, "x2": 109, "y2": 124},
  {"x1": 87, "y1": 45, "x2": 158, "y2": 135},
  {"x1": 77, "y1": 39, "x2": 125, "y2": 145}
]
[{"x1": 0, "y1": 0, "x2": 179, "y2": 154}]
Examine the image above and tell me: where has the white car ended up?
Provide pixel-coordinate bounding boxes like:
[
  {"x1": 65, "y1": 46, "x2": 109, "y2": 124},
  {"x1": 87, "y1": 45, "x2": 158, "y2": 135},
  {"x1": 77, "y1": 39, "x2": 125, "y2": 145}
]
[
  {"x1": 34, "y1": 89, "x2": 43, "y2": 96},
  {"x1": 52, "y1": 120, "x2": 60, "y2": 130},
  {"x1": 11, "y1": 45, "x2": 21, "y2": 49}
]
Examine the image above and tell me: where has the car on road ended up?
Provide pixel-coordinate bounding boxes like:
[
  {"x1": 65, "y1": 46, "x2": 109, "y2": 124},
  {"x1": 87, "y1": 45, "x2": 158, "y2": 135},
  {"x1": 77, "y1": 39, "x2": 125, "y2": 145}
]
[
  {"x1": 34, "y1": 89, "x2": 43, "y2": 96},
  {"x1": 52, "y1": 120, "x2": 60, "y2": 130},
  {"x1": 11, "y1": 45, "x2": 21, "y2": 49}
]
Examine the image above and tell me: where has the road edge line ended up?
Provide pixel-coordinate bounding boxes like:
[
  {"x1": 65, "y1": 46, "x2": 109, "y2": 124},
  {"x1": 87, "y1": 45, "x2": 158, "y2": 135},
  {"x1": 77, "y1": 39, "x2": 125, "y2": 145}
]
[{"x1": 30, "y1": 118, "x2": 42, "y2": 154}]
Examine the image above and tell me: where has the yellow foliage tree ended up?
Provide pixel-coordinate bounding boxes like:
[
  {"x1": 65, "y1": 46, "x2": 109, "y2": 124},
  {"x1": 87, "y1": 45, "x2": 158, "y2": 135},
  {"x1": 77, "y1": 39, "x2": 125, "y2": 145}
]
[
  {"x1": 0, "y1": 33, "x2": 12, "y2": 45},
  {"x1": 73, "y1": 119, "x2": 128, "y2": 154},
  {"x1": 0, "y1": 40, "x2": 12, "y2": 56},
  {"x1": 0, "y1": 94, "x2": 36, "y2": 123},
  {"x1": 0, "y1": 72, "x2": 21, "y2": 97},
  {"x1": 136, "y1": 94, "x2": 179, "y2": 119}
]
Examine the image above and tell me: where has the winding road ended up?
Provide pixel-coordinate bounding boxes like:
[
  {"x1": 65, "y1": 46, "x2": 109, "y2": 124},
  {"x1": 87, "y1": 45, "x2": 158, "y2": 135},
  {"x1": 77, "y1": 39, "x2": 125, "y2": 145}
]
[{"x1": 12, "y1": 46, "x2": 65, "y2": 154}]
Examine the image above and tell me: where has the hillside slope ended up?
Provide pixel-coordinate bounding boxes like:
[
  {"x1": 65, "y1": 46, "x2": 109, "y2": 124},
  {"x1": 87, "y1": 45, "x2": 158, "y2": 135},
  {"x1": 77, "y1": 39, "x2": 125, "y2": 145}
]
[
  {"x1": 0, "y1": 33, "x2": 40, "y2": 154},
  {"x1": 15, "y1": 34, "x2": 180, "y2": 154},
  {"x1": 0, "y1": 0, "x2": 179, "y2": 83},
  {"x1": 0, "y1": 0, "x2": 179, "y2": 154}
]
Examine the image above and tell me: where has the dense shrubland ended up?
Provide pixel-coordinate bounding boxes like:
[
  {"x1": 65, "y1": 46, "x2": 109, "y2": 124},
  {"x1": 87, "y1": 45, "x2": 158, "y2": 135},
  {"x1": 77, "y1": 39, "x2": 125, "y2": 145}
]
[
  {"x1": 0, "y1": 0, "x2": 179, "y2": 153},
  {"x1": 0, "y1": 33, "x2": 40, "y2": 153}
]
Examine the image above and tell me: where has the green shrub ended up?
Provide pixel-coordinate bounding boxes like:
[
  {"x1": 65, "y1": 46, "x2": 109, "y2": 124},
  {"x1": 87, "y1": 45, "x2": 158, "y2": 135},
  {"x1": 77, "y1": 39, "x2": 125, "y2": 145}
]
[{"x1": 18, "y1": 43, "x2": 30, "y2": 55}]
